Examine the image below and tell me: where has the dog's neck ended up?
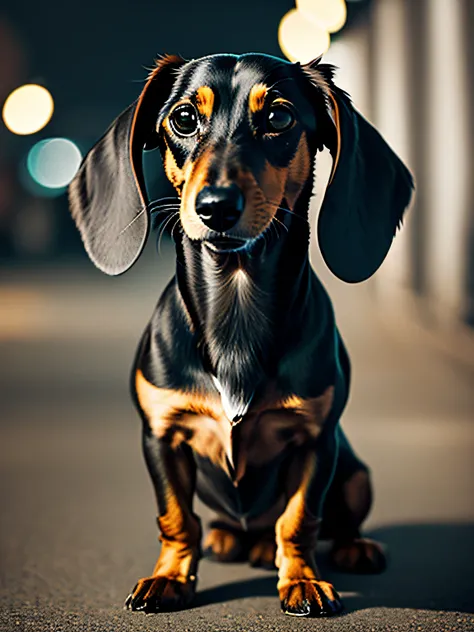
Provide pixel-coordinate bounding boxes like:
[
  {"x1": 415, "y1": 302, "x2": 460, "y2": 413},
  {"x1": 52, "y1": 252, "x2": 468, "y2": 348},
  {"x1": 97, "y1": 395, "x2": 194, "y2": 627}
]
[{"x1": 175, "y1": 211, "x2": 312, "y2": 421}]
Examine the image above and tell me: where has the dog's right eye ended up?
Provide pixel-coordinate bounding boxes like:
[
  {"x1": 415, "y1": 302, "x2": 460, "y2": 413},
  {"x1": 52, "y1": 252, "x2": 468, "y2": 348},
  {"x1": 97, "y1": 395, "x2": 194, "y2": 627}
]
[{"x1": 169, "y1": 104, "x2": 199, "y2": 137}]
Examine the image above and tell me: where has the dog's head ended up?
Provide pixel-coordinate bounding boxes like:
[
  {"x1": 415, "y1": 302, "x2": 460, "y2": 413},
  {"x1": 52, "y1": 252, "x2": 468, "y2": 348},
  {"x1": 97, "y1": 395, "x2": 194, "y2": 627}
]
[{"x1": 69, "y1": 53, "x2": 413, "y2": 282}]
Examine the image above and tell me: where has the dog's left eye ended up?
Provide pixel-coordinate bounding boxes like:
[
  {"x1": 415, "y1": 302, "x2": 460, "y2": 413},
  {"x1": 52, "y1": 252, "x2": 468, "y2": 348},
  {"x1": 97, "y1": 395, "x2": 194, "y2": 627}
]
[
  {"x1": 267, "y1": 104, "x2": 295, "y2": 133},
  {"x1": 170, "y1": 104, "x2": 199, "y2": 137}
]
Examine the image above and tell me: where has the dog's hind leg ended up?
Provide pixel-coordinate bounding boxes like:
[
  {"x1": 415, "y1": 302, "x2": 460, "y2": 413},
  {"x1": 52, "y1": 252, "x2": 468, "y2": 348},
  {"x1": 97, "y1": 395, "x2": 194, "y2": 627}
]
[
  {"x1": 204, "y1": 520, "x2": 277, "y2": 569},
  {"x1": 248, "y1": 528, "x2": 277, "y2": 569},
  {"x1": 203, "y1": 520, "x2": 249, "y2": 563},
  {"x1": 204, "y1": 517, "x2": 278, "y2": 569},
  {"x1": 321, "y1": 427, "x2": 386, "y2": 574}
]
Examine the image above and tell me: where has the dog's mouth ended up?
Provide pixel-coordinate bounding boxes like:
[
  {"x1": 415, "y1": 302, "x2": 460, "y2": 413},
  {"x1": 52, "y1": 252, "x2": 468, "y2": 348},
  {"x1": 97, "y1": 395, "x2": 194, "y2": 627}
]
[{"x1": 204, "y1": 234, "x2": 248, "y2": 252}]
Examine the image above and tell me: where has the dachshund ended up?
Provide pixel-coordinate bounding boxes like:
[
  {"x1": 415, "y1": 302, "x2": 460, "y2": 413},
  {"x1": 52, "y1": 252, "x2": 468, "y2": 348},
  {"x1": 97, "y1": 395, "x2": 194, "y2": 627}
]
[{"x1": 68, "y1": 52, "x2": 413, "y2": 617}]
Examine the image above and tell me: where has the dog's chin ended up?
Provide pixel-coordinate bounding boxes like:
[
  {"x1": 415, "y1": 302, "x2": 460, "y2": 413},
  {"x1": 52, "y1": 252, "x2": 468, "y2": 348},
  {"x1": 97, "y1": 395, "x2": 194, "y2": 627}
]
[{"x1": 204, "y1": 235, "x2": 249, "y2": 253}]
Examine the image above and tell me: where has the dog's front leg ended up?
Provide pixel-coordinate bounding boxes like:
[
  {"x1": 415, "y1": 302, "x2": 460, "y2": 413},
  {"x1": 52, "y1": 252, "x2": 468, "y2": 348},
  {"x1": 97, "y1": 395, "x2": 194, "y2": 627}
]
[
  {"x1": 125, "y1": 431, "x2": 201, "y2": 613},
  {"x1": 276, "y1": 433, "x2": 343, "y2": 617}
]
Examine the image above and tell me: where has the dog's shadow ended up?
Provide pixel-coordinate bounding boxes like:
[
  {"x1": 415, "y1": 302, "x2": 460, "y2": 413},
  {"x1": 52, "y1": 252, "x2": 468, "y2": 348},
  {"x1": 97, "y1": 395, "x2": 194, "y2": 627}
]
[{"x1": 193, "y1": 523, "x2": 474, "y2": 613}]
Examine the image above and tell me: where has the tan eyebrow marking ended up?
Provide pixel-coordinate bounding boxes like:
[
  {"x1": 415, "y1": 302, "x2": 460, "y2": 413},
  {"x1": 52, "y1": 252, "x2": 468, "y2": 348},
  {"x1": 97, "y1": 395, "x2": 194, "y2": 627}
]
[
  {"x1": 195, "y1": 86, "x2": 215, "y2": 118},
  {"x1": 249, "y1": 83, "x2": 268, "y2": 113}
]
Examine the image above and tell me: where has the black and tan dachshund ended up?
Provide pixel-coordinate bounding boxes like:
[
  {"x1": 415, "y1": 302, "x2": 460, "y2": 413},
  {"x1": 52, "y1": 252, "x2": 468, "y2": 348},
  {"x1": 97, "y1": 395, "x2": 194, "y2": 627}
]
[{"x1": 69, "y1": 52, "x2": 413, "y2": 617}]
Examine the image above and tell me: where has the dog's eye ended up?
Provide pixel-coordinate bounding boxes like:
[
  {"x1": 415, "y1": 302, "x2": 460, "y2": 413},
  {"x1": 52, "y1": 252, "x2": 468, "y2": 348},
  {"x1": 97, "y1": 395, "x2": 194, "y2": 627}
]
[
  {"x1": 170, "y1": 104, "x2": 199, "y2": 137},
  {"x1": 267, "y1": 104, "x2": 294, "y2": 133}
]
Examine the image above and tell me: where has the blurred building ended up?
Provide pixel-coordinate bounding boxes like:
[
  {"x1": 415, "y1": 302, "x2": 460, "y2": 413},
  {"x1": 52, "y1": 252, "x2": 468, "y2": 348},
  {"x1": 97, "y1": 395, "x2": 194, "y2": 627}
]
[{"x1": 317, "y1": 0, "x2": 473, "y2": 345}]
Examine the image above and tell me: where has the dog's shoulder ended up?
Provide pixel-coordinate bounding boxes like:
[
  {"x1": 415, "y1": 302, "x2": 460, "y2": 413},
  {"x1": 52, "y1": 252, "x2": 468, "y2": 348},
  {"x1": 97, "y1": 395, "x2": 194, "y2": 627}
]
[{"x1": 133, "y1": 277, "x2": 209, "y2": 393}]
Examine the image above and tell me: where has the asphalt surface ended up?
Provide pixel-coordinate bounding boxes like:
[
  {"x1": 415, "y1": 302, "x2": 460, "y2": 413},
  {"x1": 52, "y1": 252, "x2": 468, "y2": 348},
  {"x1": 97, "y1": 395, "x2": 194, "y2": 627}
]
[{"x1": 1, "y1": 248, "x2": 474, "y2": 631}]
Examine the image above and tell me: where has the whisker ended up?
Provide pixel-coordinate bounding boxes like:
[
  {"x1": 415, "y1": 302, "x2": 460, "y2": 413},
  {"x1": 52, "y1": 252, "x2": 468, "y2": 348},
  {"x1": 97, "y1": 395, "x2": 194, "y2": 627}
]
[
  {"x1": 148, "y1": 200, "x2": 180, "y2": 211},
  {"x1": 170, "y1": 215, "x2": 182, "y2": 242},
  {"x1": 273, "y1": 216, "x2": 289, "y2": 234},
  {"x1": 147, "y1": 195, "x2": 181, "y2": 212},
  {"x1": 154, "y1": 212, "x2": 172, "y2": 236},
  {"x1": 264, "y1": 199, "x2": 304, "y2": 217},
  {"x1": 270, "y1": 219, "x2": 279, "y2": 241},
  {"x1": 151, "y1": 210, "x2": 178, "y2": 232},
  {"x1": 277, "y1": 207, "x2": 309, "y2": 226},
  {"x1": 148, "y1": 195, "x2": 181, "y2": 204},
  {"x1": 264, "y1": 200, "x2": 310, "y2": 226},
  {"x1": 264, "y1": 227, "x2": 270, "y2": 255},
  {"x1": 156, "y1": 211, "x2": 179, "y2": 256},
  {"x1": 150, "y1": 204, "x2": 180, "y2": 214},
  {"x1": 116, "y1": 196, "x2": 180, "y2": 240}
]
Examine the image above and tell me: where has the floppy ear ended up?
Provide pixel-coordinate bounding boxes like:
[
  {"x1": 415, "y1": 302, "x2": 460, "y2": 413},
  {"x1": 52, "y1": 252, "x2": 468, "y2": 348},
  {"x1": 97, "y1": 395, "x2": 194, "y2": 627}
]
[
  {"x1": 303, "y1": 60, "x2": 414, "y2": 283},
  {"x1": 68, "y1": 55, "x2": 184, "y2": 275}
]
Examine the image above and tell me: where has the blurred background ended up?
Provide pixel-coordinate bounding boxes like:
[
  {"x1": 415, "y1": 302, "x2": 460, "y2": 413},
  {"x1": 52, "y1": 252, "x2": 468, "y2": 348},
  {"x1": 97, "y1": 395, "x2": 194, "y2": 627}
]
[{"x1": 1, "y1": 0, "x2": 473, "y2": 630}]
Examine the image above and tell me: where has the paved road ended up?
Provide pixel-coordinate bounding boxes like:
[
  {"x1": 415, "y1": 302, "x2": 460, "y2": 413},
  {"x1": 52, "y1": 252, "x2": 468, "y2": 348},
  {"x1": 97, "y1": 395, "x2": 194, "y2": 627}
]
[{"x1": 1, "y1": 250, "x2": 474, "y2": 631}]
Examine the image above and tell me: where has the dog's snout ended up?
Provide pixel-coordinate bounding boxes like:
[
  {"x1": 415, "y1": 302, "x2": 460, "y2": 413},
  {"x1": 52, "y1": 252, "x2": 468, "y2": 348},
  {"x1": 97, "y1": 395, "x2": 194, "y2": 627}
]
[{"x1": 195, "y1": 184, "x2": 245, "y2": 233}]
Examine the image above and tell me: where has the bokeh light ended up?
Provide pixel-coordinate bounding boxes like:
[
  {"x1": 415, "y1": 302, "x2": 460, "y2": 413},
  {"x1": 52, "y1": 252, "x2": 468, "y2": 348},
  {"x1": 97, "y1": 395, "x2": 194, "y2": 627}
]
[
  {"x1": 279, "y1": 8, "x2": 331, "y2": 63},
  {"x1": 2, "y1": 84, "x2": 54, "y2": 135},
  {"x1": 297, "y1": 0, "x2": 347, "y2": 33},
  {"x1": 27, "y1": 138, "x2": 82, "y2": 190}
]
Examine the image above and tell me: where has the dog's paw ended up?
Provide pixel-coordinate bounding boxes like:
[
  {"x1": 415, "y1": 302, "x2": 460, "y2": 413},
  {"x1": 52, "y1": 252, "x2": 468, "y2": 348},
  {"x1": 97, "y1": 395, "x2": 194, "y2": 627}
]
[
  {"x1": 279, "y1": 579, "x2": 343, "y2": 617},
  {"x1": 124, "y1": 575, "x2": 196, "y2": 613},
  {"x1": 203, "y1": 527, "x2": 246, "y2": 563},
  {"x1": 331, "y1": 538, "x2": 387, "y2": 574},
  {"x1": 248, "y1": 534, "x2": 277, "y2": 570}
]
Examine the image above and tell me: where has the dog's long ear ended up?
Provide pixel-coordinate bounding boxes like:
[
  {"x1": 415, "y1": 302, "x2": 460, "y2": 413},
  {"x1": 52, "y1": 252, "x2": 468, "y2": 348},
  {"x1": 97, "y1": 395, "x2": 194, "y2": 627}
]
[
  {"x1": 303, "y1": 59, "x2": 414, "y2": 283},
  {"x1": 68, "y1": 55, "x2": 184, "y2": 275}
]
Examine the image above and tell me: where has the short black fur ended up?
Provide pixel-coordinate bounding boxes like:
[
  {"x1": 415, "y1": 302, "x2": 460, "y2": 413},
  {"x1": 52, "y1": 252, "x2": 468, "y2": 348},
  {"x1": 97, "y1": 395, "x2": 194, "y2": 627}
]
[{"x1": 69, "y1": 52, "x2": 414, "y2": 617}]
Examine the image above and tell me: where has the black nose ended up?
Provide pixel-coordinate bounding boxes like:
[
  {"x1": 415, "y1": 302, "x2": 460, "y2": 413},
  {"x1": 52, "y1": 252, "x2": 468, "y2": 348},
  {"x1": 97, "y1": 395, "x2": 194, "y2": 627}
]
[{"x1": 195, "y1": 184, "x2": 245, "y2": 233}]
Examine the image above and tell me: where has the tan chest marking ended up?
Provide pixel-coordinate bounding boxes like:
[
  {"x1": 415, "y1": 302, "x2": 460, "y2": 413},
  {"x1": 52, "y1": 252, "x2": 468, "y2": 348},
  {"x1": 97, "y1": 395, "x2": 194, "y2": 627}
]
[
  {"x1": 135, "y1": 369, "x2": 334, "y2": 482},
  {"x1": 135, "y1": 369, "x2": 232, "y2": 474},
  {"x1": 232, "y1": 386, "x2": 335, "y2": 482}
]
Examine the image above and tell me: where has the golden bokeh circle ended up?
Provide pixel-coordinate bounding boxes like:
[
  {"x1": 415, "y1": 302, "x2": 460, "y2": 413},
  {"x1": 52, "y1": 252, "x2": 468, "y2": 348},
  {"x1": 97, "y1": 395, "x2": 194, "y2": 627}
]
[{"x1": 2, "y1": 84, "x2": 54, "y2": 135}]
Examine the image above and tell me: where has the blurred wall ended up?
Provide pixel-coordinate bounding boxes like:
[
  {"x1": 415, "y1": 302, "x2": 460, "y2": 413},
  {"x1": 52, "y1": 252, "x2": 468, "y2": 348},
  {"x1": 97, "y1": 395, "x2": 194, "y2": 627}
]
[
  {"x1": 369, "y1": 0, "x2": 472, "y2": 336},
  {"x1": 323, "y1": 0, "x2": 473, "y2": 343}
]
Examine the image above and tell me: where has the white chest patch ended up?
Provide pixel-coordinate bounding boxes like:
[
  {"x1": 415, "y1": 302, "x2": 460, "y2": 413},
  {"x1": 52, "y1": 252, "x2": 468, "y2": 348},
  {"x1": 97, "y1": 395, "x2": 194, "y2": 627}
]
[{"x1": 212, "y1": 375, "x2": 253, "y2": 423}]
